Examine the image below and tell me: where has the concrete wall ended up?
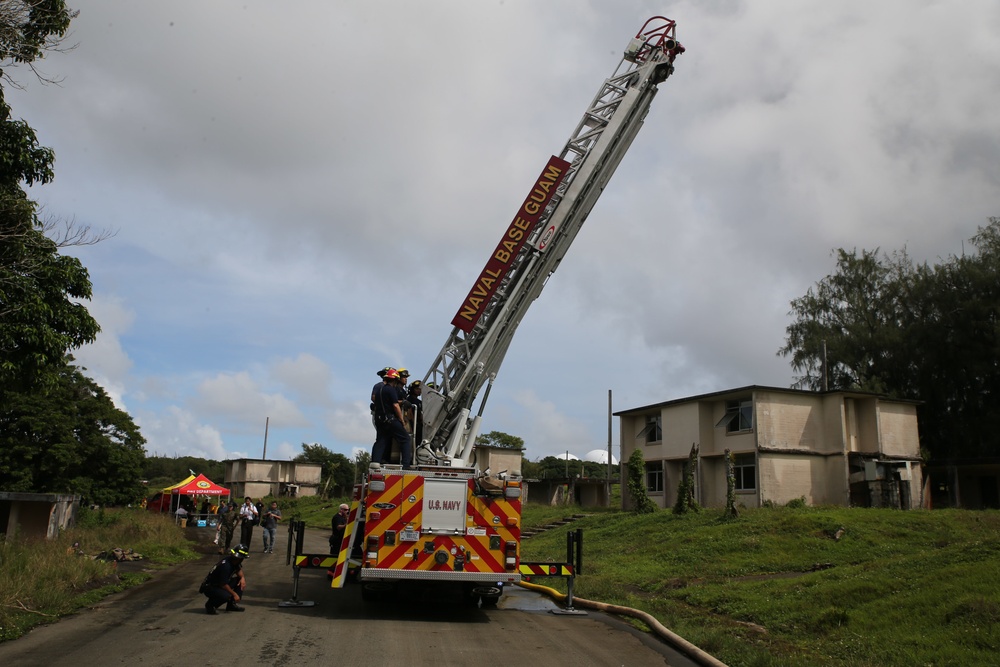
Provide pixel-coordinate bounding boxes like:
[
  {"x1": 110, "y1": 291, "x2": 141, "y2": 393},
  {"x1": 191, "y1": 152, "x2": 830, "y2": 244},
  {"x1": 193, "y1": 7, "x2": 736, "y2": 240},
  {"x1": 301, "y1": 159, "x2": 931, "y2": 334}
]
[
  {"x1": 878, "y1": 402, "x2": 920, "y2": 458},
  {"x1": 0, "y1": 493, "x2": 81, "y2": 540},
  {"x1": 225, "y1": 459, "x2": 322, "y2": 498},
  {"x1": 759, "y1": 454, "x2": 833, "y2": 505}
]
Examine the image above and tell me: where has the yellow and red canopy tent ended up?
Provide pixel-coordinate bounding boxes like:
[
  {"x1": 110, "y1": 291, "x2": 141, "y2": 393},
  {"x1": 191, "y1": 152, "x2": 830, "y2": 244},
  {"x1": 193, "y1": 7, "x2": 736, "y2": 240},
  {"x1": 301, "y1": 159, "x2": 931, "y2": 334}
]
[
  {"x1": 152, "y1": 474, "x2": 230, "y2": 512},
  {"x1": 169, "y1": 473, "x2": 230, "y2": 497}
]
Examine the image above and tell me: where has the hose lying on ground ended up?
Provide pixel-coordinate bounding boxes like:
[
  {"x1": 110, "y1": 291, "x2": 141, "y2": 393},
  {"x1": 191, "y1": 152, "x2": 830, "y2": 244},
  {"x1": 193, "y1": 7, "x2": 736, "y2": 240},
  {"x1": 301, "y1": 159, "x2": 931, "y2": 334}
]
[{"x1": 516, "y1": 580, "x2": 729, "y2": 667}]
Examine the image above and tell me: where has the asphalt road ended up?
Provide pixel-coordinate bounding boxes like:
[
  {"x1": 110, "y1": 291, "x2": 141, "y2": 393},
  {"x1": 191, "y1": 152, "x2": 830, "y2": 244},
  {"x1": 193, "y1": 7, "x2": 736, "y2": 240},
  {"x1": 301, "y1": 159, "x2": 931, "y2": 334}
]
[{"x1": 0, "y1": 525, "x2": 696, "y2": 667}]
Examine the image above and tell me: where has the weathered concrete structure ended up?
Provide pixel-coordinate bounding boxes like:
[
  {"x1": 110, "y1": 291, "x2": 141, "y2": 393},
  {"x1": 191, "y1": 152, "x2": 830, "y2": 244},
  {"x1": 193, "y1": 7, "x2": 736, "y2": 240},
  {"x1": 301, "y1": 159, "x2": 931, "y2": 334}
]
[
  {"x1": 617, "y1": 386, "x2": 922, "y2": 510},
  {"x1": 0, "y1": 492, "x2": 81, "y2": 539},
  {"x1": 224, "y1": 459, "x2": 323, "y2": 498}
]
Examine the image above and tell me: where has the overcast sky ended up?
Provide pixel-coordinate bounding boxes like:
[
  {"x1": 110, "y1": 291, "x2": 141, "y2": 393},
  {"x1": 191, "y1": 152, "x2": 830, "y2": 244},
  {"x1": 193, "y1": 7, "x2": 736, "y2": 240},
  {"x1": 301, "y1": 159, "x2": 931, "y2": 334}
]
[{"x1": 10, "y1": 1, "x2": 999, "y2": 465}]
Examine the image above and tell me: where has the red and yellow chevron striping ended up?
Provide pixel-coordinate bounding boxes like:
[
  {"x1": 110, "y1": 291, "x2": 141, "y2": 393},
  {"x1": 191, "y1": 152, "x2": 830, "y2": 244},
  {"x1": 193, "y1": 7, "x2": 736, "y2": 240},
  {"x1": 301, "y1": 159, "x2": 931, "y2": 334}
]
[
  {"x1": 518, "y1": 563, "x2": 574, "y2": 577},
  {"x1": 362, "y1": 470, "x2": 522, "y2": 577},
  {"x1": 295, "y1": 554, "x2": 337, "y2": 569}
]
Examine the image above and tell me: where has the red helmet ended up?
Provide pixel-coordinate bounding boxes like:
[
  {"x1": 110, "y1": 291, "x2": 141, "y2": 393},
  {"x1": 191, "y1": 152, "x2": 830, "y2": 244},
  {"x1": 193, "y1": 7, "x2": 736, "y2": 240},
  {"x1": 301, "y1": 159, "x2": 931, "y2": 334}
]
[{"x1": 384, "y1": 368, "x2": 400, "y2": 380}]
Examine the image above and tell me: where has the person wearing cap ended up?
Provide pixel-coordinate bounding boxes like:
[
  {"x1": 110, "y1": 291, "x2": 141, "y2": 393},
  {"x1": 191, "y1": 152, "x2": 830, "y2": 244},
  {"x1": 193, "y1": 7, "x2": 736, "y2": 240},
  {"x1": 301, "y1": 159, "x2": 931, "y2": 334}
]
[
  {"x1": 201, "y1": 545, "x2": 248, "y2": 614},
  {"x1": 330, "y1": 503, "x2": 350, "y2": 554},
  {"x1": 370, "y1": 367, "x2": 395, "y2": 418},
  {"x1": 217, "y1": 500, "x2": 240, "y2": 555}
]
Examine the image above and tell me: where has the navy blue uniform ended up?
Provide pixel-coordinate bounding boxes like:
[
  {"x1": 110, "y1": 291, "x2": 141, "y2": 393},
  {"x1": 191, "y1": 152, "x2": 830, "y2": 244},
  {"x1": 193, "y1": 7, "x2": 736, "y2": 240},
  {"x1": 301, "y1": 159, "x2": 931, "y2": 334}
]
[
  {"x1": 202, "y1": 555, "x2": 244, "y2": 610},
  {"x1": 371, "y1": 382, "x2": 412, "y2": 468}
]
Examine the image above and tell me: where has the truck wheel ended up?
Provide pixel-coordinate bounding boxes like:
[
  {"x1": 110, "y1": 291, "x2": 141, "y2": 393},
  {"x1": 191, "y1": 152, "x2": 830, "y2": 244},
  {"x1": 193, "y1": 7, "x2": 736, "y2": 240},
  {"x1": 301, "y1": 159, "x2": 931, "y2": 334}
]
[{"x1": 361, "y1": 582, "x2": 393, "y2": 602}]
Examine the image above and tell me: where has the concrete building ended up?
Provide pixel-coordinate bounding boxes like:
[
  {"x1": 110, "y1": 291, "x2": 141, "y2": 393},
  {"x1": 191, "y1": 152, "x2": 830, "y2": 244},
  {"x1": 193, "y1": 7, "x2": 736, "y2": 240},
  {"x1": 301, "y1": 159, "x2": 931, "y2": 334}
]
[
  {"x1": 0, "y1": 492, "x2": 81, "y2": 539},
  {"x1": 224, "y1": 459, "x2": 323, "y2": 499},
  {"x1": 616, "y1": 386, "x2": 923, "y2": 510}
]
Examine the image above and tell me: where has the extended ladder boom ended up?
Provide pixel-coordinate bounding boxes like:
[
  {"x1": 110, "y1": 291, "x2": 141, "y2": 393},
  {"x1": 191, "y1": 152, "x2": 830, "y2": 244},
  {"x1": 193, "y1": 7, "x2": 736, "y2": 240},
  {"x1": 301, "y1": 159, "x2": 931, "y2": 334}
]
[{"x1": 419, "y1": 17, "x2": 684, "y2": 465}]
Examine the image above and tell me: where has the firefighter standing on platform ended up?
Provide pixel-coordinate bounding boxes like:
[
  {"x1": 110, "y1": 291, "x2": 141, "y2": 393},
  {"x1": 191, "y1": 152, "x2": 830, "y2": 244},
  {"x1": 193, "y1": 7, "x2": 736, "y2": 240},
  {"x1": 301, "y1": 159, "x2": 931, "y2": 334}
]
[{"x1": 371, "y1": 368, "x2": 412, "y2": 468}]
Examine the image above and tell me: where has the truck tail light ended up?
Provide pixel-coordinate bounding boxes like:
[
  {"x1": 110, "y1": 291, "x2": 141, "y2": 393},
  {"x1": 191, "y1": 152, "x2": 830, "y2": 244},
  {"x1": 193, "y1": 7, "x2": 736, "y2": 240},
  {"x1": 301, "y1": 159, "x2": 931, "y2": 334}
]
[
  {"x1": 366, "y1": 535, "x2": 380, "y2": 563},
  {"x1": 504, "y1": 540, "x2": 518, "y2": 571},
  {"x1": 368, "y1": 472, "x2": 385, "y2": 492},
  {"x1": 504, "y1": 481, "x2": 521, "y2": 499}
]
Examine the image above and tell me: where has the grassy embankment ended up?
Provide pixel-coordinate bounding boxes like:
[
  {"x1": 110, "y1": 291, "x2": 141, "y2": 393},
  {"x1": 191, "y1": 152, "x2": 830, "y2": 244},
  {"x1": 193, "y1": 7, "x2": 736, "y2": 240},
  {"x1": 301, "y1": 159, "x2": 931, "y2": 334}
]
[
  {"x1": 4, "y1": 496, "x2": 998, "y2": 667},
  {"x1": 0, "y1": 507, "x2": 197, "y2": 642},
  {"x1": 520, "y1": 503, "x2": 1000, "y2": 667}
]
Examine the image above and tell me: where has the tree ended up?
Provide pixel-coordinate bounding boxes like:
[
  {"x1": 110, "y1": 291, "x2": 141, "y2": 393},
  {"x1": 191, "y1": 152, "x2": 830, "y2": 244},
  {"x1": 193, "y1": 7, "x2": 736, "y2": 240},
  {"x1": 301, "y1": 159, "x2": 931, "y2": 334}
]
[
  {"x1": 906, "y1": 220, "x2": 1000, "y2": 458},
  {"x1": 475, "y1": 431, "x2": 524, "y2": 450},
  {"x1": 724, "y1": 449, "x2": 739, "y2": 519},
  {"x1": 778, "y1": 247, "x2": 915, "y2": 394},
  {"x1": 0, "y1": 5, "x2": 146, "y2": 504},
  {"x1": 353, "y1": 450, "x2": 370, "y2": 484},
  {"x1": 142, "y1": 456, "x2": 225, "y2": 484},
  {"x1": 294, "y1": 443, "x2": 353, "y2": 497},
  {"x1": 1, "y1": 3, "x2": 97, "y2": 391},
  {"x1": 672, "y1": 443, "x2": 700, "y2": 515},
  {"x1": 625, "y1": 449, "x2": 657, "y2": 514},
  {"x1": 0, "y1": 1, "x2": 77, "y2": 84},
  {"x1": 779, "y1": 219, "x2": 1000, "y2": 459},
  {"x1": 0, "y1": 361, "x2": 146, "y2": 505}
]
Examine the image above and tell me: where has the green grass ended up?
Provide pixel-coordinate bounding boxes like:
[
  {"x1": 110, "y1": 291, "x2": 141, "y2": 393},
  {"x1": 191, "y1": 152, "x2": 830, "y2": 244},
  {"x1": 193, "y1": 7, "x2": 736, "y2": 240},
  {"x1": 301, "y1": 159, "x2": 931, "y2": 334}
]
[
  {"x1": 521, "y1": 504, "x2": 1000, "y2": 667},
  {"x1": 0, "y1": 507, "x2": 198, "y2": 642},
  {"x1": 274, "y1": 494, "x2": 352, "y2": 530}
]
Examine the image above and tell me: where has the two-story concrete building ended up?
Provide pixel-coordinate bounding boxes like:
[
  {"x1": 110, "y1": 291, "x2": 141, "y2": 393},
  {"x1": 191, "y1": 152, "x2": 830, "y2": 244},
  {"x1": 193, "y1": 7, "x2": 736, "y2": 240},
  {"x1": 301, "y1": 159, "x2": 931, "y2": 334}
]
[
  {"x1": 616, "y1": 386, "x2": 923, "y2": 510},
  {"x1": 224, "y1": 459, "x2": 323, "y2": 499}
]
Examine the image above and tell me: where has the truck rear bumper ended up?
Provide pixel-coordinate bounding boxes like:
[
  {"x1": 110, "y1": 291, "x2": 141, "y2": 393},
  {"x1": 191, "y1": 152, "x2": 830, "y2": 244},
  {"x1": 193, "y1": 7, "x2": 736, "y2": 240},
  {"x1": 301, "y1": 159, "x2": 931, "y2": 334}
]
[{"x1": 359, "y1": 568, "x2": 520, "y2": 584}]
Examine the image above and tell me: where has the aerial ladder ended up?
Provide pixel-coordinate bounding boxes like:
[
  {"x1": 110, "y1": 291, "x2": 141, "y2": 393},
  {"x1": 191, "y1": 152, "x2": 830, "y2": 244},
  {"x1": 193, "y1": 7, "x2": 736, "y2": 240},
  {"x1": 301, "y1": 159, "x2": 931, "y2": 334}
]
[
  {"x1": 334, "y1": 16, "x2": 684, "y2": 601},
  {"x1": 417, "y1": 16, "x2": 684, "y2": 467}
]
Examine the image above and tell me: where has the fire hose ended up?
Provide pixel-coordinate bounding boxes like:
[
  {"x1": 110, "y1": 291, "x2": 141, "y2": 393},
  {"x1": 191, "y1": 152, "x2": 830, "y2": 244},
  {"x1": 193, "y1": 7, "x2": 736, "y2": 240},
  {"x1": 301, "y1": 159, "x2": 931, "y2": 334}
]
[{"x1": 516, "y1": 580, "x2": 729, "y2": 667}]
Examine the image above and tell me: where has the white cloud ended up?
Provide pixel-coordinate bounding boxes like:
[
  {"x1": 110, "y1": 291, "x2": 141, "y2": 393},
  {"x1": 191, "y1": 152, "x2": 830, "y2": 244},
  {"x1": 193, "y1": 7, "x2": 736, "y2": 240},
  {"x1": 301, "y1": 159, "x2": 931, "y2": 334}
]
[
  {"x1": 195, "y1": 372, "x2": 308, "y2": 428},
  {"x1": 137, "y1": 406, "x2": 226, "y2": 460},
  {"x1": 269, "y1": 353, "x2": 333, "y2": 405}
]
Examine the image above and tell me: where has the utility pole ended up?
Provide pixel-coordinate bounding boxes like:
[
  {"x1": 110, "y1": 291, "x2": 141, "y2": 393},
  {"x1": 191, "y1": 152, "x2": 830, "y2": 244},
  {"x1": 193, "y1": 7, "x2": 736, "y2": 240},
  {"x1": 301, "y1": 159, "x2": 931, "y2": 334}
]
[
  {"x1": 262, "y1": 417, "x2": 270, "y2": 459},
  {"x1": 607, "y1": 389, "x2": 613, "y2": 505}
]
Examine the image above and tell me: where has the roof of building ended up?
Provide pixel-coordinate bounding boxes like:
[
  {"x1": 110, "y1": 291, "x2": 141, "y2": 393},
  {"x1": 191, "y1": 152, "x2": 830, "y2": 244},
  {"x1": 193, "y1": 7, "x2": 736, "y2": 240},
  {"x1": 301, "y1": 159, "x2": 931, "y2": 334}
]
[{"x1": 613, "y1": 384, "x2": 921, "y2": 417}]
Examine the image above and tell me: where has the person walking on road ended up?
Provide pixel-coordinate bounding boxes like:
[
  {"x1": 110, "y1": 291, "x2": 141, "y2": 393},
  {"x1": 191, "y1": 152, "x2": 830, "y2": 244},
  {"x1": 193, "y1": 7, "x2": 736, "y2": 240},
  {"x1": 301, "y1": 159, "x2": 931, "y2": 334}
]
[
  {"x1": 201, "y1": 544, "x2": 248, "y2": 614},
  {"x1": 239, "y1": 497, "x2": 259, "y2": 548},
  {"x1": 217, "y1": 500, "x2": 239, "y2": 555},
  {"x1": 261, "y1": 501, "x2": 281, "y2": 553}
]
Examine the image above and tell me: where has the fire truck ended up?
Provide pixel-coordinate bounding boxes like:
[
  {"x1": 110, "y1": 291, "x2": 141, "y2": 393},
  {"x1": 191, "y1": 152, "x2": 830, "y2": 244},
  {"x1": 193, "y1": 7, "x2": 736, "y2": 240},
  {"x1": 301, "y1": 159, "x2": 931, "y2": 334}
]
[{"x1": 331, "y1": 16, "x2": 684, "y2": 605}]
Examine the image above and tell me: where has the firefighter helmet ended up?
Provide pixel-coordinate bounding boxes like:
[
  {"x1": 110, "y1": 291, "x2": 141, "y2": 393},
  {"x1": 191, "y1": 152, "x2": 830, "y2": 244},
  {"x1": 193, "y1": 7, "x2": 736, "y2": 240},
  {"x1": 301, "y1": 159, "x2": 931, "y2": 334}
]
[
  {"x1": 231, "y1": 544, "x2": 249, "y2": 559},
  {"x1": 384, "y1": 368, "x2": 400, "y2": 380},
  {"x1": 398, "y1": 368, "x2": 410, "y2": 378}
]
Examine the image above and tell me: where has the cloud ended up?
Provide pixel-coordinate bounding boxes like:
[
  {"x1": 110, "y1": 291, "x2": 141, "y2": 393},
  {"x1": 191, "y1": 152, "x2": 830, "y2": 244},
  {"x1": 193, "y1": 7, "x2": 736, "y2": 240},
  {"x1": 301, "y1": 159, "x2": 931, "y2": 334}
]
[
  {"x1": 12, "y1": 2, "x2": 998, "y2": 463},
  {"x1": 137, "y1": 406, "x2": 226, "y2": 460},
  {"x1": 195, "y1": 372, "x2": 309, "y2": 429},
  {"x1": 73, "y1": 293, "x2": 134, "y2": 409},
  {"x1": 269, "y1": 353, "x2": 333, "y2": 405}
]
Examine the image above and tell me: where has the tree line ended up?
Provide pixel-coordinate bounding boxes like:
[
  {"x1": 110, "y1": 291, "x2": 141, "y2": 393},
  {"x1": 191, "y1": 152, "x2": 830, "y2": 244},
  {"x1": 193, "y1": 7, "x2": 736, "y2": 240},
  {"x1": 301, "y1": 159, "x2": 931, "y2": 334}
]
[
  {"x1": 779, "y1": 218, "x2": 1000, "y2": 461},
  {"x1": 0, "y1": 2, "x2": 146, "y2": 507}
]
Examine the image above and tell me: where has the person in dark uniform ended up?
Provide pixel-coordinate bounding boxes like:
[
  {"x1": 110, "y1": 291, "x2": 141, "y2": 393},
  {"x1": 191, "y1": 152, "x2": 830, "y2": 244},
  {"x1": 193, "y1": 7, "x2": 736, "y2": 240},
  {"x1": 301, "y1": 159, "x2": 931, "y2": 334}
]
[
  {"x1": 201, "y1": 544, "x2": 248, "y2": 614},
  {"x1": 329, "y1": 503, "x2": 349, "y2": 554},
  {"x1": 370, "y1": 367, "x2": 395, "y2": 458},
  {"x1": 371, "y1": 368, "x2": 412, "y2": 468},
  {"x1": 406, "y1": 380, "x2": 423, "y2": 446}
]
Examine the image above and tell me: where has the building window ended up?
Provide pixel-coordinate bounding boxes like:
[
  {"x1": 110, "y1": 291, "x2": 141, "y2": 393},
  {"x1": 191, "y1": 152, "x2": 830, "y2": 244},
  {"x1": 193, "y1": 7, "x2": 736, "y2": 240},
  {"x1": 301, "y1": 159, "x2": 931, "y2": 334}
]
[
  {"x1": 645, "y1": 461, "x2": 664, "y2": 492},
  {"x1": 637, "y1": 415, "x2": 662, "y2": 443},
  {"x1": 716, "y1": 399, "x2": 753, "y2": 433},
  {"x1": 733, "y1": 453, "x2": 756, "y2": 491}
]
